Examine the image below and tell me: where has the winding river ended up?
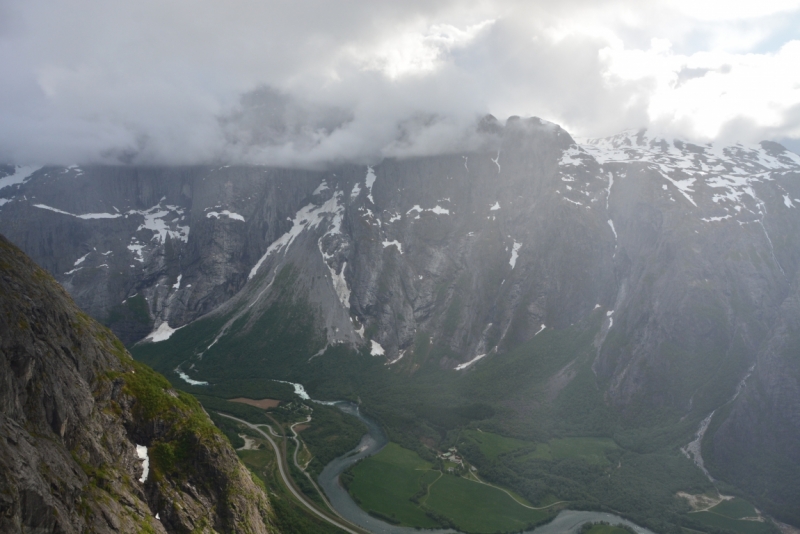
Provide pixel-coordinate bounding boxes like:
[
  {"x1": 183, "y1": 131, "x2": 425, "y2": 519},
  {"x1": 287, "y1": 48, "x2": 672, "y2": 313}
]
[{"x1": 315, "y1": 400, "x2": 656, "y2": 534}]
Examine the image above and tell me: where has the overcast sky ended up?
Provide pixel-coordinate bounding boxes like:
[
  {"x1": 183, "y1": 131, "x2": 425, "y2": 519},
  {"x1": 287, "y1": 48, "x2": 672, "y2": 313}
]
[{"x1": 1, "y1": 0, "x2": 799, "y2": 166}]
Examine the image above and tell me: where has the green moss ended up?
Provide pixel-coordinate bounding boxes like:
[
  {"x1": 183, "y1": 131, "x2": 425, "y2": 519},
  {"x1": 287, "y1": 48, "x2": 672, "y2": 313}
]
[{"x1": 123, "y1": 359, "x2": 228, "y2": 484}]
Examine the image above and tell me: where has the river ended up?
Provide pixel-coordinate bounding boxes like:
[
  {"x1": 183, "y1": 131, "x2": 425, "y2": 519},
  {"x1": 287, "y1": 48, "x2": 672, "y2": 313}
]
[{"x1": 314, "y1": 400, "x2": 655, "y2": 534}]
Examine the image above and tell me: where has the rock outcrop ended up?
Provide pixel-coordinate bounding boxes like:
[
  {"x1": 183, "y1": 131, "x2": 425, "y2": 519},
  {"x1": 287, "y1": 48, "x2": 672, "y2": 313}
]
[{"x1": 0, "y1": 234, "x2": 275, "y2": 533}]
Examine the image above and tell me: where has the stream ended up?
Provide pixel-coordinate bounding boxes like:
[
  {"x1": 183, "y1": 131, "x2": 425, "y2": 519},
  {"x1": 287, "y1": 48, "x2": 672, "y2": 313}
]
[{"x1": 313, "y1": 399, "x2": 655, "y2": 534}]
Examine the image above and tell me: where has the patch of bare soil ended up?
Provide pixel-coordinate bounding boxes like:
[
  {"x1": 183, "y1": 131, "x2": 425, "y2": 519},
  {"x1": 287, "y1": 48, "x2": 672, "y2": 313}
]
[
  {"x1": 677, "y1": 491, "x2": 733, "y2": 512},
  {"x1": 229, "y1": 398, "x2": 281, "y2": 409}
]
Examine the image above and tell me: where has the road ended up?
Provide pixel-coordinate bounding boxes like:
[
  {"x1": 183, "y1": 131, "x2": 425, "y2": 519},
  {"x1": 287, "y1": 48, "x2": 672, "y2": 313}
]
[{"x1": 217, "y1": 413, "x2": 369, "y2": 534}]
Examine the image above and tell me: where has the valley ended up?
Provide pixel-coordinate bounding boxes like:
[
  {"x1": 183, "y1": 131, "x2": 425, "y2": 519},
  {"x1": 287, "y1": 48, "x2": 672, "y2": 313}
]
[{"x1": 3, "y1": 118, "x2": 800, "y2": 533}]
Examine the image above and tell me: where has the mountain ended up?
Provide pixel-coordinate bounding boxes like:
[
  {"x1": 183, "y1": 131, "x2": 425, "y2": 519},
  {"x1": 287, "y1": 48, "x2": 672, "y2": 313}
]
[
  {"x1": 0, "y1": 234, "x2": 275, "y2": 533},
  {"x1": 2, "y1": 116, "x2": 800, "y2": 527}
]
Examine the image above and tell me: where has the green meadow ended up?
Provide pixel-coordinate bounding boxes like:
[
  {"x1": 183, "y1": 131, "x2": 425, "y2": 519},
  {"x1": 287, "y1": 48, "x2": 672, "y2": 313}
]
[
  {"x1": 690, "y1": 498, "x2": 772, "y2": 534},
  {"x1": 582, "y1": 524, "x2": 633, "y2": 534},
  {"x1": 460, "y1": 429, "x2": 530, "y2": 460},
  {"x1": 346, "y1": 443, "x2": 441, "y2": 528},
  {"x1": 346, "y1": 442, "x2": 554, "y2": 533},
  {"x1": 425, "y1": 474, "x2": 551, "y2": 533}
]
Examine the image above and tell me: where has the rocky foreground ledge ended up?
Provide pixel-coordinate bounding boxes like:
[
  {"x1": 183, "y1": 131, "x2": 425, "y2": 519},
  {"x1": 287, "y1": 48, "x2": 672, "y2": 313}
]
[{"x1": 0, "y1": 233, "x2": 276, "y2": 533}]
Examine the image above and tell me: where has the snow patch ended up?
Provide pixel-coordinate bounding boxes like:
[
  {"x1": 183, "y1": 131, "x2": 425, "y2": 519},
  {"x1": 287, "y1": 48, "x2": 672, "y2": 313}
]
[
  {"x1": 382, "y1": 240, "x2": 403, "y2": 254},
  {"x1": 330, "y1": 261, "x2": 351, "y2": 309},
  {"x1": 0, "y1": 165, "x2": 42, "y2": 190},
  {"x1": 559, "y1": 146, "x2": 585, "y2": 167},
  {"x1": 365, "y1": 167, "x2": 377, "y2": 204},
  {"x1": 491, "y1": 151, "x2": 501, "y2": 173},
  {"x1": 250, "y1": 193, "x2": 344, "y2": 280},
  {"x1": 206, "y1": 210, "x2": 245, "y2": 222},
  {"x1": 455, "y1": 353, "x2": 487, "y2": 371},
  {"x1": 33, "y1": 204, "x2": 122, "y2": 219},
  {"x1": 145, "y1": 322, "x2": 182, "y2": 343},
  {"x1": 509, "y1": 241, "x2": 522, "y2": 268},
  {"x1": 608, "y1": 220, "x2": 618, "y2": 240},
  {"x1": 489, "y1": 201, "x2": 500, "y2": 211},
  {"x1": 314, "y1": 192, "x2": 350, "y2": 309},
  {"x1": 350, "y1": 182, "x2": 361, "y2": 200},
  {"x1": 173, "y1": 274, "x2": 182, "y2": 289},
  {"x1": 370, "y1": 340, "x2": 385, "y2": 356},
  {"x1": 128, "y1": 243, "x2": 145, "y2": 262},
  {"x1": 784, "y1": 194, "x2": 795, "y2": 208},
  {"x1": 388, "y1": 212, "x2": 402, "y2": 223},
  {"x1": 386, "y1": 350, "x2": 406, "y2": 365},
  {"x1": 136, "y1": 445, "x2": 149, "y2": 483},
  {"x1": 407, "y1": 204, "x2": 449, "y2": 218},
  {"x1": 661, "y1": 175, "x2": 697, "y2": 206},
  {"x1": 606, "y1": 172, "x2": 615, "y2": 210},
  {"x1": 73, "y1": 252, "x2": 90, "y2": 266},
  {"x1": 78, "y1": 212, "x2": 122, "y2": 220},
  {"x1": 313, "y1": 180, "x2": 329, "y2": 195},
  {"x1": 534, "y1": 324, "x2": 546, "y2": 336},
  {"x1": 131, "y1": 202, "x2": 190, "y2": 243}
]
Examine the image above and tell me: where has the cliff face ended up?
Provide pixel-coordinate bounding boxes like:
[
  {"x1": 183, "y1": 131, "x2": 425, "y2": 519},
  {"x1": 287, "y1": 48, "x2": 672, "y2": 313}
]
[
  {"x1": 0, "y1": 234, "x2": 274, "y2": 533},
  {"x1": 3, "y1": 117, "x2": 800, "y2": 524}
]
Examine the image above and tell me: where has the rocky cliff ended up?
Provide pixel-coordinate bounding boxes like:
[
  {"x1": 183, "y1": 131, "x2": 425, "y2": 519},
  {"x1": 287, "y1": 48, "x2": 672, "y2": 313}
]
[
  {"x1": 0, "y1": 234, "x2": 275, "y2": 533},
  {"x1": 3, "y1": 116, "x2": 800, "y2": 525}
]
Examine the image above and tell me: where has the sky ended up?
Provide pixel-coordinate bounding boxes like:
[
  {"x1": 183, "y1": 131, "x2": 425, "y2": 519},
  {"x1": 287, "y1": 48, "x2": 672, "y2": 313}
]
[{"x1": 1, "y1": 0, "x2": 799, "y2": 166}]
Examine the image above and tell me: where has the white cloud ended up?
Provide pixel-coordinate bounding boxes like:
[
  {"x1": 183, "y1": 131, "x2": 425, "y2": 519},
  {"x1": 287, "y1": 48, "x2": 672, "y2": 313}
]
[
  {"x1": 665, "y1": 0, "x2": 800, "y2": 21},
  {"x1": 0, "y1": 0, "x2": 798, "y2": 166},
  {"x1": 602, "y1": 39, "x2": 800, "y2": 142}
]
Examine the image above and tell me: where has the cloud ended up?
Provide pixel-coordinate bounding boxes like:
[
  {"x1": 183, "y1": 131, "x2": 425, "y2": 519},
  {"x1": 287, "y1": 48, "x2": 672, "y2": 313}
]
[{"x1": 0, "y1": 0, "x2": 798, "y2": 166}]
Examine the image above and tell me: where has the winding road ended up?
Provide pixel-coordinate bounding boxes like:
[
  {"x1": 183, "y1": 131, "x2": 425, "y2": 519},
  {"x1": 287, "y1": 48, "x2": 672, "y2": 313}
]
[{"x1": 217, "y1": 413, "x2": 368, "y2": 534}]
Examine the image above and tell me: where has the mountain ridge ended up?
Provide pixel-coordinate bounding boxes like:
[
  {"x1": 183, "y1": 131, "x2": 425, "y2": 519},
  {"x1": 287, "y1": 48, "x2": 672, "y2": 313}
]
[{"x1": 3, "y1": 116, "x2": 800, "y2": 526}]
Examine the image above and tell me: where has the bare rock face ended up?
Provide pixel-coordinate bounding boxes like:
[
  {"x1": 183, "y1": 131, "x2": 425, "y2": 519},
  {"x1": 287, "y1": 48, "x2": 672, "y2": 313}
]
[{"x1": 0, "y1": 234, "x2": 275, "y2": 533}]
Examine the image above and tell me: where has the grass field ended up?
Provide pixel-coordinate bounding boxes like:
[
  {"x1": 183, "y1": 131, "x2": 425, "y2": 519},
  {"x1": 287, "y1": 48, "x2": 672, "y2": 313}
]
[
  {"x1": 348, "y1": 443, "x2": 441, "y2": 528},
  {"x1": 425, "y1": 474, "x2": 551, "y2": 533},
  {"x1": 461, "y1": 429, "x2": 532, "y2": 459},
  {"x1": 347, "y1": 442, "x2": 554, "y2": 533},
  {"x1": 583, "y1": 524, "x2": 633, "y2": 534},
  {"x1": 708, "y1": 498, "x2": 758, "y2": 519},
  {"x1": 690, "y1": 512, "x2": 772, "y2": 534},
  {"x1": 689, "y1": 498, "x2": 771, "y2": 534}
]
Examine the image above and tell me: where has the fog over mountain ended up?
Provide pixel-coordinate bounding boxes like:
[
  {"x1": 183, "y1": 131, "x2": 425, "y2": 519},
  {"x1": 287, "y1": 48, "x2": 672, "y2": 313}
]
[
  {"x1": 1, "y1": 0, "x2": 799, "y2": 166},
  {"x1": 3, "y1": 3, "x2": 800, "y2": 534}
]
